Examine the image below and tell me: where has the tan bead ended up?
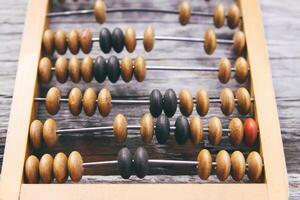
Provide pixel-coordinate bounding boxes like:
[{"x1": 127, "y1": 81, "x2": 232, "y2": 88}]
[
  {"x1": 204, "y1": 29, "x2": 217, "y2": 55},
  {"x1": 208, "y1": 117, "x2": 222, "y2": 145},
  {"x1": 80, "y1": 28, "x2": 93, "y2": 54},
  {"x1": 143, "y1": 26, "x2": 155, "y2": 52},
  {"x1": 196, "y1": 89, "x2": 209, "y2": 116},
  {"x1": 113, "y1": 114, "x2": 128, "y2": 143},
  {"x1": 38, "y1": 57, "x2": 53, "y2": 84},
  {"x1": 94, "y1": 0, "x2": 106, "y2": 24},
  {"x1": 235, "y1": 57, "x2": 249, "y2": 83},
  {"x1": 236, "y1": 87, "x2": 251, "y2": 115},
  {"x1": 68, "y1": 28, "x2": 80, "y2": 54},
  {"x1": 83, "y1": 88, "x2": 97, "y2": 116},
  {"x1": 233, "y1": 31, "x2": 246, "y2": 55},
  {"x1": 29, "y1": 120, "x2": 43, "y2": 149},
  {"x1": 45, "y1": 87, "x2": 61, "y2": 115},
  {"x1": 42, "y1": 29, "x2": 55, "y2": 55},
  {"x1": 81, "y1": 56, "x2": 94, "y2": 82},
  {"x1": 121, "y1": 56, "x2": 133, "y2": 82},
  {"x1": 197, "y1": 149, "x2": 212, "y2": 180},
  {"x1": 25, "y1": 155, "x2": 40, "y2": 183},
  {"x1": 55, "y1": 56, "x2": 68, "y2": 83},
  {"x1": 227, "y1": 4, "x2": 240, "y2": 29},
  {"x1": 68, "y1": 151, "x2": 83, "y2": 182},
  {"x1": 97, "y1": 88, "x2": 112, "y2": 117},
  {"x1": 178, "y1": 0, "x2": 191, "y2": 25},
  {"x1": 124, "y1": 27, "x2": 136, "y2": 53},
  {"x1": 53, "y1": 152, "x2": 68, "y2": 183},
  {"x1": 190, "y1": 116, "x2": 203, "y2": 145},
  {"x1": 213, "y1": 4, "x2": 225, "y2": 28},
  {"x1": 68, "y1": 87, "x2": 82, "y2": 116},
  {"x1": 134, "y1": 56, "x2": 147, "y2": 82},
  {"x1": 179, "y1": 89, "x2": 193, "y2": 117},
  {"x1": 229, "y1": 118, "x2": 244, "y2": 146},
  {"x1": 140, "y1": 113, "x2": 154, "y2": 144},
  {"x1": 220, "y1": 88, "x2": 235, "y2": 116},
  {"x1": 231, "y1": 151, "x2": 245, "y2": 181},
  {"x1": 216, "y1": 150, "x2": 231, "y2": 181},
  {"x1": 39, "y1": 154, "x2": 54, "y2": 183},
  {"x1": 68, "y1": 57, "x2": 81, "y2": 83},
  {"x1": 54, "y1": 29, "x2": 67, "y2": 54},
  {"x1": 247, "y1": 151, "x2": 263, "y2": 182},
  {"x1": 218, "y1": 57, "x2": 231, "y2": 84},
  {"x1": 43, "y1": 118, "x2": 57, "y2": 148}
]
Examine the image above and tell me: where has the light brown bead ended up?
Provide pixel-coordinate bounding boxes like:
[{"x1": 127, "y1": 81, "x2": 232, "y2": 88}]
[
  {"x1": 190, "y1": 116, "x2": 203, "y2": 145},
  {"x1": 178, "y1": 0, "x2": 191, "y2": 25},
  {"x1": 25, "y1": 155, "x2": 40, "y2": 183},
  {"x1": 204, "y1": 29, "x2": 217, "y2": 55},
  {"x1": 29, "y1": 120, "x2": 43, "y2": 149},
  {"x1": 208, "y1": 117, "x2": 222, "y2": 145},
  {"x1": 229, "y1": 118, "x2": 244, "y2": 146},
  {"x1": 124, "y1": 27, "x2": 136, "y2": 53},
  {"x1": 53, "y1": 152, "x2": 68, "y2": 183},
  {"x1": 83, "y1": 88, "x2": 97, "y2": 116},
  {"x1": 113, "y1": 114, "x2": 128, "y2": 143},
  {"x1": 227, "y1": 4, "x2": 240, "y2": 29},
  {"x1": 81, "y1": 56, "x2": 94, "y2": 82},
  {"x1": 42, "y1": 29, "x2": 55, "y2": 55},
  {"x1": 143, "y1": 26, "x2": 155, "y2": 52},
  {"x1": 231, "y1": 151, "x2": 245, "y2": 181},
  {"x1": 68, "y1": 87, "x2": 82, "y2": 116},
  {"x1": 197, "y1": 149, "x2": 212, "y2": 180},
  {"x1": 121, "y1": 56, "x2": 133, "y2": 82},
  {"x1": 54, "y1": 29, "x2": 67, "y2": 54},
  {"x1": 216, "y1": 150, "x2": 231, "y2": 181},
  {"x1": 68, "y1": 28, "x2": 80, "y2": 54},
  {"x1": 236, "y1": 87, "x2": 251, "y2": 115},
  {"x1": 179, "y1": 89, "x2": 193, "y2": 117},
  {"x1": 38, "y1": 57, "x2": 53, "y2": 84},
  {"x1": 140, "y1": 113, "x2": 154, "y2": 144},
  {"x1": 55, "y1": 56, "x2": 68, "y2": 83},
  {"x1": 97, "y1": 88, "x2": 112, "y2": 117},
  {"x1": 196, "y1": 89, "x2": 209, "y2": 116},
  {"x1": 39, "y1": 154, "x2": 54, "y2": 183},
  {"x1": 213, "y1": 4, "x2": 225, "y2": 28},
  {"x1": 68, "y1": 151, "x2": 83, "y2": 182},
  {"x1": 220, "y1": 88, "x2": 235, "y2": 116},
  {"x1": 247, "y1": 151, "x2": 263, "y2": 182},
  {"x1": 235, "y1": 57, "x2": 249, "y2": 83},
  {"x1": 45, "y1": 87, "x2": 61, "y2": 115},
  {"x1": 68, "y1": 57, "x2": 81, "y2": 83},
  {"x1": 43, "y1": 118, "x2": 57, "y2": 148},
  {"x1": 218, "y1": 57, "x2": 231, "y2": 84},
  {"x1": 233, "y1": 31, "x2": 246, "y2": 56},
  {"x1": 80, "y1": 28, "x2": 93, "y2": 54},
  {"x1": 94, "y1": 0, "x2": 106, "y2": 24},
  {"x1": 134, "y1": 56, "x2": 146, "y2": 82}
]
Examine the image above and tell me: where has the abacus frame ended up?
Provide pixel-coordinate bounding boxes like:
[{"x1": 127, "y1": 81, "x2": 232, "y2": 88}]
[{"x1": 0, "y1": 0, "x2": 288, "y2": 200}]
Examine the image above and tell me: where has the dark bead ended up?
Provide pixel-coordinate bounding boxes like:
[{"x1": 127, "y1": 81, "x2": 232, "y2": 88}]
[
  {"x1": 93, "y1": 56, "x2": 107, "y2": 82},
  {"x1": 117, "y1": 147, "x2": 133, "y2": 179},
  {"x1": 111, "y1": 27, "x2": 124, "y2": 53},
  {"x1": 175, "y1": 116, "x2": 190, "y2": 145},
  {"x1": 163, "y1": 89, "x2": 177, "y2": 117},
  {"x1": 149, "y1": 89, "x2": 163, "y2": 117},
  {"x1": 133, "y1": 147, "x2": 149, "y2": 179},
  {"x1": 107, "y1": 56, "x2": 121, "y2": 83},
  {"x1": 99, "y1": 28, "x2": 112, "y2": 53},
  {"x1": 155, "y1": 114, "x2": 170, "y2": 144}
]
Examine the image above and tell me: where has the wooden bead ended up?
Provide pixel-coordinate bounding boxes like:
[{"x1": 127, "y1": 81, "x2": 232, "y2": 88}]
[
  {"x1": 68, "y1": 151, "x2": 83, "y2": 182},
  {"x1": 39, "y1": 154, "x2": 54, "y2": 183},
  {"x1": 81, "y1": 56, "x2": 94, "y2": 82},
  {"x1": 68, "y1": 57, "x2": 81, "y2": 83},
  {"x1": 247, "y1": 151, "x2": 263, "y2": 182},
  {"x1": 53, "y1": 152, "x2": 68, "y2": 183},
  {"x1": 216, "y1": 150, "x2": 231, "y2": 181},
  {"x1": 43, "y1": 118, "x2": 57, "y2": 148},
  {"x1": 45, "y1": 87, "x2": 61, "y2": 115},
  {"x1": 25, "y1": 155, "x2": 40, "y2": 183},
  {"x1": 190, "y1": 116, "x2": 203, "y2": 145},
  {"x1": 38, "y1": 57, "x2": 53, "y2": 84},
  {"x1": 124, "y1": 27, "x2": 136, "y2": 53},
  {"x1": 121, "y1": 56, "x2": 133, "y2": 82},
  {"x1": 213, "y1": 4, "x2": 225, "y2": 28},
  {"x1": 231, "y1": 151, "x2": 245, "y2": 181},
  {"x1": 140, "y1": 113, "x2": 154, "y2": 144},
  {"x1": 133, "y1": 147, "x2": 149, "y2": 178},
  {"x1": 117, "y1": 147, "x2": 133, "y2": 179},
  {"x1": 68, "y1": 87, "x2": 82, "y2": 116},
  {"x1": 83, "y1": 88, "x2": 97, "y2": 116},
  {"x1": 227, "y1": 4, "x2": 240, "y2": 29},
  {"x1": 196, "y1": 89, "x2": 209, "y2": 116},
  {"x1": 55, "y1": 56, "x2": 68, "y2": 83},
  {"x1": 97, "y1": 88, "x2": 112, "y2": 117},
  {"x1": 235, "y1": 57, "x2": 249, "y2": 83},
  {"x1": 244, "y1": 118, "x2": 258, "y2": 147},
  {"x1": 229, "y1": 118, "x2": 244, "y2": 146},
  {"x1": 233, "y1": 31, "x2": 246, "y2": 55},
  {"x1": 143, "y1": 26, "x2": 155, "y2": 52},
  {"x1": 197, "y1": 149, "x2": 212, "y2": 180},
  {"x1": 80, "y1": 28, "x2": 93, "y2": 54},
  {"x1": 54, "y1": 29, "x2": 67, "y2": 54},
  {"x1": 68, "y1": 28, "x2": 80, "y2": 54},
  {"x1": 149, "y1": 89, "x2": 163, "y2": 117},
  {"x1": 204, "y1": 29, "x2": 217, "y2": 55},
  {"x1": 220, "y1": 88, "x2": 235, "y2": 116},
  {"x1": 42, "y1": 29, "x2": 55, "y2": 54},
  {"x1": 155, "y1": 114, "x2": 170, "y2": 144},
  {"x1": 111, "y1": 27, "x2": 125, "y2": 53},
  {"x1": 163, "y1": 89, "x2": 177, "y2": 117},
  {"x1": 218, "y1": 57, "x2": 231, "y2": 84},
  {"x1": 29, "y1": 120, "x2": 43, "y2": 149},
  {"x1": 175, "y1": 116, "x2": 190, "y2": 145},
  {"x1": 107, "y1": 56, "x2": 120, "y2": 83},
  {"x1": 179, "y1": 89, "x2": 193, "y2": 117},
  {"x1": 236, "y1": 87, "x2": 251, "y2": 115},
  {"x1": 134, "y1": 56, "x2": 146, "y2": 82},
  {"x1": 208, "y1": 117, "x2": 222, "y2": 145},
  {"x1": 178, "y1": 0, "x2": 191, "y2": 25},
  {"x1": 113, "y1": 114, "x2": 128, "y2": 143},
  {"x1": 94, "y1": 0, "x2": 106, "y2": 24}
]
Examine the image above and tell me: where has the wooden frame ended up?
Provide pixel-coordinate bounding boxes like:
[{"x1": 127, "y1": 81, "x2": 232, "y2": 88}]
[{"x1": 0, "y1": 0, "x2": 288, "y2": 199}]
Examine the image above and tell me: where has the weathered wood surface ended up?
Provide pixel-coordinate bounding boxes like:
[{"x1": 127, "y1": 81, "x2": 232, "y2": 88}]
[{"x1": 0, "y1": 0, "x2": 299, "y2": 198}]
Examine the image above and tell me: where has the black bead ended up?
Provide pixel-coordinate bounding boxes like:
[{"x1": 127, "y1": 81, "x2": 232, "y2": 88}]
[
  {"x1": 149, "y1": 89, "x2": 163, "y2": 117},
  {"x1": 107, "y1": 56, "x2": 121, "y2": 83},
  {"x1": 133, "y1": 147, "x2": 149, "y2": 179},
  {"x1": 99, "y1": 28, "x2": 112, "y2": 53},
  {"x1": 163, "y1": 89, "x2": 177, "y2": 117},
  {"x1": 93, "y1": 56, "x2": 107, "y2": 82},
  {"x1": 117, "y1": 147, "x2": 133, "y2": 179},
  {"x1": 111, "y1": 27, "x2": 124, "y2": 53},
  {"x1": 175, "y1": 116, "x2": 190, "y2": 145},
  {"x1": 155, "y1": 114, "x2": 170, "y2": 144}
]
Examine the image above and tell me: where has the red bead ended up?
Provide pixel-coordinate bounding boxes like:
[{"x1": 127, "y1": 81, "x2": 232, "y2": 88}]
[{"x1": 243, "y1": 118, "x2": 258, "y2": 146}]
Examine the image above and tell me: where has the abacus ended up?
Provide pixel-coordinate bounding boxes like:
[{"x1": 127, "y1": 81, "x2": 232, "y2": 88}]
[{"x1": 0, "y1": 0, "x2": 289, "y2": 200}]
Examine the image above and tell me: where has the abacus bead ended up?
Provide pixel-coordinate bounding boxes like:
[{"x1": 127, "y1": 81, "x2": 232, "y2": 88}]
[
  {"x1": 155, "y1": 114, "x2": 170, "y2": 144},
  {"x1": 134, "y1": 56, "x2": 147, "y2": 82},
  {"x1": 178, "y1": 0, "x2": 191, "y2": 25},
  {"x1": 55, "y1": 56, "x2": 68, "y2": 83},
  {"x1": 94, "y1": 0, "x2": 106, "y2": 24},
  {"x1": 45, "y1": 87, "x2": 61, "y2": 115},
  {"x1": 233, "y1": 31, "x2": 246, "y2": 56},
  {"x1": 244, "y1": 118, "x2": 258, "y2": 147},
  {"x1": 29, "y1": 120, "x2": 43, "y2": 149},
  {"x1": 43, "y1": 118, "x2": 57, "y2": 148},
  {"x1": 117, "y1": 147, "x2": 133, "y2": 179},
  {"x1": 42, "y1": 29, "x2": 54, "y2": 54},
  {"x1": 208, "y1": 117, "x2": 222, "y2": 145},
  {"x1": 216, "y1": 150, "x2": 231, "y2": 181},
  {"x1": 124, "y1": 27, "x2": 136, "y2": 53},
  {"x1": 231, "y1": 151, "x2": 245, "y2": 181},
  {"x1": 204, "y1": 29, "x2": 217, "y2": 55},
  {"x1": 218, "y1": 57, "x2": 231, "y2": 84},
  {"x1": 99, "y1": 28, "x2": 112, "y2": 53},
  {"x1": 111, "y1": 27, "x2": 124, "y2": 53},
  {"x1": 68, "y1": 151, "x2": 83, "y2": 182},
  {"x1": 38, "y1": 57, "x2": 53, "y2": 84},
  {"x1": 140, "y1": 113, "x2": 154, "y2": 144},
  {"x1": 196, "y1": 89, "x2": 209, "y2": 116},
  {"x1": 190, "y1": 116, "x2": 203, "y2": 145},
  {"x1": 229, "y1": 118, "x2": 244, "y2": 146},
  {"x1": 53, "y1": 153, "x2": 68, "y2": 183},
  {"x1": 197, "y1": 149, "x2": 212, "y2": 180},
  {"x1": 54, "y1": 29, "x2": 67, "y2": 54},
  {"x1": 235, "y1": 57, "x2": 249, "y2": 83},
  {"x1": 213, "y1": 4, "x2": 225, "y2": 28},
  {"x1": 113, "y1": 114, "x2": 128, "y2": 143},
  {"x1": 179, "y1": 89, "x2": 193, "y2": 117},
  {"x1": 247, "y1": 152, "x2": 263, "y2": 182},
  {"x1": 80, "y1": 28, "x2": 93, "y2": 54},
  {"x1": 163, "y1": 89, "x2": 177, "y2": 117},
  {"x1": 220, "y1": 88, "x2": 235, "y2": 116},
  {"x1": 97, "y1": 88, "x2": 112, "y2": 117},
  {"x1": 133, "y1": 147, "x2": 149, "y2": 179},
  {"x1": 68, "y1": 57, "x2": 81, "y2": 83},
  {"x1": 149, "y1": 89, "x2": 163, "y2": 117},
  {"x1": 68, "y1": 87, "x2": 82, "y2": 116},
  {"x1": 83, "y1": 88, "x2": 97, "y2": 116},
  {"x1": 39, "y1": 154, "x2": 54, "y2": 183},
  {"x1": 175, "y1": 116, "x2": 190, "y2": 145},
  {"x1": 94, "y1": 56, "x2": 107, "y2": 83},
  {"x1": 107, "y1": 55, "x2": 121, "y2": 83},
  {"x1": 25, "y1": 155, "x2": 40, "y2": 183},
  {"x1": 121, "y1": 56, "x2": 133, "y2": 82},
  {"x1": 236, "y1": 87, "x2": 251, "y2": 115},
  {"x1": 143, "y1": 26, "x2": 155, "y2": 52},
  {"x1": 81, "y1": 56, "x2": 94, "y2": 82},
  {"x1": 227, "y1": 4, "x2": 240, "y2": 29},
  {"x1": 68, "y1": 28, "x2": 80, "y2": 54}
]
